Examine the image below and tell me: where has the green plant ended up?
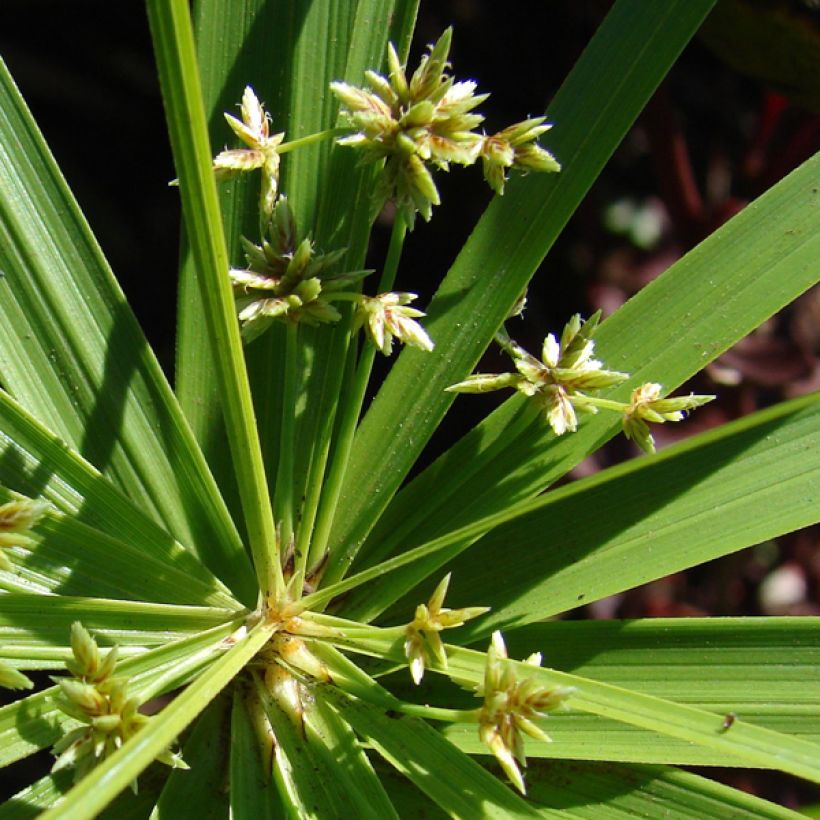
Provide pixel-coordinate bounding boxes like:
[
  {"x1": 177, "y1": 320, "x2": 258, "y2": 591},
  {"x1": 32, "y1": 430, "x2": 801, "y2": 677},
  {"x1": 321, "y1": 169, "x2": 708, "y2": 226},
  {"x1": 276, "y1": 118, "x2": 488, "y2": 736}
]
[{"x1": 1, "y1": 0, "x2": 818, "y2": 816}]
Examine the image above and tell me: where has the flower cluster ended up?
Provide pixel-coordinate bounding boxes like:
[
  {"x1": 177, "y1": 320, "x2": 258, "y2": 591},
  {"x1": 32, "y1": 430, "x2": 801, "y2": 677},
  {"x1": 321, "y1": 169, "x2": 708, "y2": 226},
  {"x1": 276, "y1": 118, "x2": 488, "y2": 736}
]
[
  {"x1": 331, "y1": 28, "x2": 560, "y2": 225},
  {"x1": 51, "y1": 622, "x2": 185, "y2": 786},
  {"x1": 404, "y1": 574, "x2": 488, "y2": 684},
  {"x1": 0, "y1": 495, "x2": 48, "y2": 571},
  {"x1": 230, "y1": 197, "x2": 370, "y2": 342},
  {"x1": 0, "y1": 660, "x2": 32, "y2": 691},
  {"x1": 477, "y1": 632, "x2": 574, "y2": 794},
  {"x1": 355, "y1": 292, "x2": 434, "y2": 356},
  {"x1": 213, "y1": 86, "x2": 284, "y2": 218},
  {"x1": 448, "y1": 312, "x2": 714, "y2": 445},
  {"x1": 448, "y1": 312, "x2": 628, "y2": 436},
  {"x1": 622, "y1": 382, "x2": 714, "y2": 453},
  {"x1": 213, "y1": 90, "x2": 436, "y2": 355}
]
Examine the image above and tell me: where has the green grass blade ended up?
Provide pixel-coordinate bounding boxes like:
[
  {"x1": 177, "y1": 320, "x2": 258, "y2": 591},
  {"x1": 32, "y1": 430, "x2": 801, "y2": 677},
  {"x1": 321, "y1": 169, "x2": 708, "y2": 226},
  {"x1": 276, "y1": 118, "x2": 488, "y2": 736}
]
[
  {"x1": 0, "y1": 773, "x2": 72, "y2": 820},
  {"x1": 1, "y1": 508, "x2": 232, "y2": 607},
  {"x1": 333, "y1": 389, "x2": 819, "y2": 624},
  {"x1": 0, "y1": 767, "x2": 168, "y2": 820},
  {"x1": 152, "y1": 697, "x2": 230, "y2": 819},
  {"x1": 310, "y1": 691, "x2": 399, "y2": 819},
  {"x1": 176, "y1": 0, "x2": 285, "y2": 526},
  {"x1": 0, "y1": 57, "x2": 252, "y2": 603},
  {"x1": 522, "y1": 760, "x2": 801, "y2": 819},
  {"x1": 415, "y1": 392, "x2": 820, "y2": 633},
  {"x1": 146, "y1": 0, "x2": 281, "y2": 600},
  {"x1": 318, "y1": 665, "x2": 544, "y2": 816},
  {"x1": 0, "y1": 389, "x2": 238, "y2": 608},
  {"x1": 0, "y1": 595, "x2": 235, "y2": 667},
  {"x1": 322, "y1": 0, "x2": 717, "y2": 584},
  {"x1": 354, "y1": 151, "x2": 820, "y2": 587},
  {"x1": 258, "y1": 677, "x2": 395, "y2": 819},
  {"x1": 39, "y1": 620, "x2": 273, "y2": 819},
  {"x1": 320, "y1": 628, "x2": 820, "y2": 780},
  {"x1": 310, "y1": 613, "x2": 820, "y2": 757},
  {"x1": 229, "y1": 689, "x2": 280, "y2": 820},
  {"x1": 444, "y1": 648, "x2": 820, "y2": 781}
]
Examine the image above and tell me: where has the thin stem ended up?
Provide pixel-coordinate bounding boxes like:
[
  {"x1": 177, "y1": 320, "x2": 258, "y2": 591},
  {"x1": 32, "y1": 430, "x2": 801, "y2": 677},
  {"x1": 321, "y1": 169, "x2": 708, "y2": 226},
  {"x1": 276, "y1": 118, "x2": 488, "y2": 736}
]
[
  {"x1": 276, "y1": 321, "x2": 300, "y2": 563},
  {"x1": 292, "y1": 316, "x2": 355, "y2": 595},
  {"x1": 277, "y1": 127, "x2": 350, "y2": 154},
  {"x1": 309, "y1": 213, "x2": 408, "y2": 584},
  {"x1": 146, "y1": 0, "x2": 282, "y2": 602},
  {"x1": 398, "y1": 703, "x2": 479, "y2": 723},
  {"x1": 572, "y1": 394, "x2": 628, "y2": 413}
]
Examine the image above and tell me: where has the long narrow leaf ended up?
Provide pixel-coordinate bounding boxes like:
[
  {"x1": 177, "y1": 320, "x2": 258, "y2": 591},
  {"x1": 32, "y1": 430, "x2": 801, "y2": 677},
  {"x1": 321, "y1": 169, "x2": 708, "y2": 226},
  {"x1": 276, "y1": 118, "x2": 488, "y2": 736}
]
[
  {"x1": 0, "y1": 57, "x2": 252, "y2": 603},
  {"x1": 323, "y1": 0, "x2": 717, "y2": 584},
  {"x1": 0, "y1": 388, "x2": 238, "y2": 608},
  {"x1": 146, "y1": 0, "x2": 281, "y2": 599},
  {"x1": 152, "y1": 697, "x2": 231, "y2": 818}
]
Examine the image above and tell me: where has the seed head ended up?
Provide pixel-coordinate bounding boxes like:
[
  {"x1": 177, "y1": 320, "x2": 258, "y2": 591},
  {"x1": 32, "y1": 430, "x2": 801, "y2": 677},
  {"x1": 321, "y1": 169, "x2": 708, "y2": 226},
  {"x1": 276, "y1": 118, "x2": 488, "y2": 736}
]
[{"x1": 477, "y1": 632, "x2": 574, "y2": 793}]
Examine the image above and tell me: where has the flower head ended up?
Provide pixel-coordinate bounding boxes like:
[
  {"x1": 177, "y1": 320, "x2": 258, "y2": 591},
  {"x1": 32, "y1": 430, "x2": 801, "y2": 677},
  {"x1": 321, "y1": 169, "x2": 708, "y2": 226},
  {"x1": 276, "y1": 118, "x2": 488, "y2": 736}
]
[
  {"x1": 404, "y1": 574, "x2": 488, "y2": 684},
  {"x1": 355, "y1": 292, "x2": 434, "y2": 355},
  {"x1": 447, "y1": 313, "x2": 628, "y2": 436},
  {"x1": 51, "y1": 622, "x2": 185, "y2": 787},
  {"x1": 0, "y1": 496, "x2": 48, "y2": 570},
  {"x1": 213, "y1": 86, "x2": 285, "y2": 216},
  {"x1": 331, "y1": 28, "x2": 487, "y2": 226},
  {"x1": 481, "y1": 117, "x2": 561, "y2": 195},
  {"x1": 477, "y1": 631, "x2": 574, "y2": 794},
  {"x1": 0, "y1": 660, "x2": 33, "y2": 691},
  {"x1": 622, "y1": 382, "x2": 715, "y2": 453},
  {"x1": 230, "y1": 197, "x2": 370, "y2": 342}
]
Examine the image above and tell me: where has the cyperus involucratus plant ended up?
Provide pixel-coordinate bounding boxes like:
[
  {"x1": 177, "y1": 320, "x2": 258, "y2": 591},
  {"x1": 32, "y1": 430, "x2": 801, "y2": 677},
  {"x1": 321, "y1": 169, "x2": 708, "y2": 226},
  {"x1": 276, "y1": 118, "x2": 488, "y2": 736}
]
[{"x1": 0, "y1": 1, "x2": 818, "y2": 817}]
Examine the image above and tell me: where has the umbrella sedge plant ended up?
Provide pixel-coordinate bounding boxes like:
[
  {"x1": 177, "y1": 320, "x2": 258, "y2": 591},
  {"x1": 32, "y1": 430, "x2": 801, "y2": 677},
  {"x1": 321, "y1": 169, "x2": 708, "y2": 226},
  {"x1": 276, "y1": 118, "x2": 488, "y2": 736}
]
[{"x1": 0, "y1": 0, "x2": 818, "y2": 816}]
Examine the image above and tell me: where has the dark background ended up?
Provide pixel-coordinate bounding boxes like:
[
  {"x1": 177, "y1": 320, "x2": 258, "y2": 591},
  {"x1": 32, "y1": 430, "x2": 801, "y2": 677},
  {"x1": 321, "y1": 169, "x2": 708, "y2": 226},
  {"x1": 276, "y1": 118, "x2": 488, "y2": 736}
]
[{"x1": 1, "y1": 0, "x2": 819, "y2": 808}]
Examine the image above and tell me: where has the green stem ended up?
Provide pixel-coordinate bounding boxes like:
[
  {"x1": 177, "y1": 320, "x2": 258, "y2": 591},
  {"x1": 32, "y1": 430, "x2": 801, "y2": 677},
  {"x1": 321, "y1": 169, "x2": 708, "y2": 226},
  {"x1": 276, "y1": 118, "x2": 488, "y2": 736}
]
[
  {"x1": 277, "y1": 127, "x2": 350, "y2": 154},
  {"x1": 572, "y1": 394, "x2": 628, "y2": 413},
  {"x1": 398, "y1": 703, "x2": 480, "y2": 723},
  {"x1": 276, "y1": 321, "x2": 299, "y2": 564},
  {"x1": 292, "y1": 316, "x2": 355, "y2": 595},
  {"x1": 146, "y1": 0, "x2": 282, "y2": 602},
  {"x1": 306, "y1": 213, "x2": 408, "y2": 582}
]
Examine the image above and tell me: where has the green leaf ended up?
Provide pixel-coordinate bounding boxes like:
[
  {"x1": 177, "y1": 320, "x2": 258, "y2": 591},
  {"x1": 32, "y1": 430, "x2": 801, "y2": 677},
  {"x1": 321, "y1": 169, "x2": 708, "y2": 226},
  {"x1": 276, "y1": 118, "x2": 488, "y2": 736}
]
[
  {"x1": 259, "y1": 678, "x2": 395, "y2": 819},
  {"x1": 312, "y1": 614, "x2": 820, "y2": 768},
  {"x1": 440, "y1": 647, "x2": 820, "y2": 781},
  {"x1": 0, "y1": 595, "x2": 236, "y2": 668},
  {"x1": 327, "y1": 390, "x2": 819, "y2": 624},
  {"x1": 0, "y1": 388, "x2": 238, "y2": 609},
  {"x1": 323, "y1": 687, "x2": 545, "y2": 817},
  {"x1": 416, "y1": 392, "x2": 820, "y2": 633},
  {"x1": 229, "y1": 688, "x2": 280, "y2": 820},
  {"x1": 0, "y1": 57, "x2": 252, "y2": 603},
  {"x1": 521, "y1": 760, "x2": 801, "y2": 819},
  {"x1": 323, "y1": 0, "x2": 718, "y2": 585},
  {"x1": 152, "y1": 697, "x2": 230, "y2": 819},
  {"x1": 146, "y1": 0, "x2": 281, "y2": 600},
  {"x1": 1, "y1": 510, "x2": 232, "y2": 607},
  {"x1": 348, "y1": 145, "x2": 820, "y2": 612},
  {"x1": 177, "y1": 0, "x2": 286, "y2": 526}
]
